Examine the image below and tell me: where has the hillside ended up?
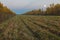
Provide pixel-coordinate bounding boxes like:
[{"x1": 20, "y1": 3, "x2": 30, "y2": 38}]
[
  {"x1": 0, "y1": 15, "x2": 60, "y2": 40},
  {"x1": 0, "y1": 3, "x2": 16, "y2": 23}
]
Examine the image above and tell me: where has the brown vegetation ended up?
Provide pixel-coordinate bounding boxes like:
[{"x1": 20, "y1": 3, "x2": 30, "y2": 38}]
[
  {"x1": 24, "y1": 4, "x2": 60, "y2": 15},
  {"x1": 0, "y1": 15, "x2": 60, "y2": 40},
  {"x1": 0, "y1": 3, "x2": 16, "y2": 23}
]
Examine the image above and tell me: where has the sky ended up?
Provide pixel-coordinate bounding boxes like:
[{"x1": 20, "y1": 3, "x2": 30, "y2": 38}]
[{"x1": 0, "y1": 0, "x2": 60, "y2": 14}]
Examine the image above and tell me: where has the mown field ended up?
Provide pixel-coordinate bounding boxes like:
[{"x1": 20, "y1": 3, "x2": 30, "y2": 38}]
[{"x1": 0, "y1": 15, "x2": 60, "y2": 40}]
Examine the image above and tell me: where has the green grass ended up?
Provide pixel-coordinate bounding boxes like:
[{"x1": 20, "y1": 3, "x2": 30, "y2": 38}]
[{"x1": 0, "y1": 15, "x2": 60, "y2": 40}]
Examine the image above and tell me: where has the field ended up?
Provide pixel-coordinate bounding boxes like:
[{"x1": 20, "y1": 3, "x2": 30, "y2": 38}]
[{"x1": 0, "y1": 15, "x2": 60, "y2": 40}]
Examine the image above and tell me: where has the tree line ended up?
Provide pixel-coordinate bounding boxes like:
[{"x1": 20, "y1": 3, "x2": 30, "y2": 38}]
[
  {"x1": 24, "y1": 4, "x2": 60, "y2": 15},
  {"x1": 0, "y1": 2, "x2": 16, "y2": 23}
]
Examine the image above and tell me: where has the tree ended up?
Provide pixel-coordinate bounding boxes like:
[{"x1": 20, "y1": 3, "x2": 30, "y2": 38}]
[
  {"x1": 54, "y1": 4, "x2": 60, "y2": 15},
  {"x1": 0, "y1": 2, "x2": 3, "y2": 8},
  {"x1": 45, "y1": 4, "x2": 60, "y2": 15}
]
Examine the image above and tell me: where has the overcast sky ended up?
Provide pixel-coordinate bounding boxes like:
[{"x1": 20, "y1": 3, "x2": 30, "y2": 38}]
[{"x1": 0, "y1": 0, "x2": 60, "y2": 14}]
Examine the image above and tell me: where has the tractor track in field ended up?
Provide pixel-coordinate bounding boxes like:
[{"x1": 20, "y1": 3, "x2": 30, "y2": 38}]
[
  {"x1": 0, "y1": 15, "x2": 60, "y2": 40},
  {"x1": 20, "y1": 17, "x2": 41, "y2": 40},
  {"x1": 27, "y1": 17, "x2": 60, "y2": 37},
  {"x1": 30, "y1": 16, "x2": 60, "y2": 30}
]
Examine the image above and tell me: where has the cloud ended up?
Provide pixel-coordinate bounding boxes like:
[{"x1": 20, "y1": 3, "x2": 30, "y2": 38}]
[
  {"x1": 1, "y1": 0, "x2": 60, "y2": 9},
  {"x1": 0, "y1": 0, "x2": 35, "y2": 9},
  {"x1": 0, "y1": 0, "x2": 60, "y2": 14},
  {"x1": 0, "y1": 0, "x2": 48, "y2": 9}
]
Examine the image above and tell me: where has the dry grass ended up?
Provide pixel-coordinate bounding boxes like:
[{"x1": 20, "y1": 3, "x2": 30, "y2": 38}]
[{"x1": 0, "y1": 15, "x2": 60, "y2": 40}]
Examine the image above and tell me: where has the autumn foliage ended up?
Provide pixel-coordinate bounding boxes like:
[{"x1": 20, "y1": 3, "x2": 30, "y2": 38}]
[
  {"x1": 45, "y1": 4, "x2": 60, "y2": 15},
  {"x1": 24, "y1": 4, "x2": 60, "y2": 15},
  {"x1": 0, "y1": 3, "x2": 16, "y2": 23}
]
